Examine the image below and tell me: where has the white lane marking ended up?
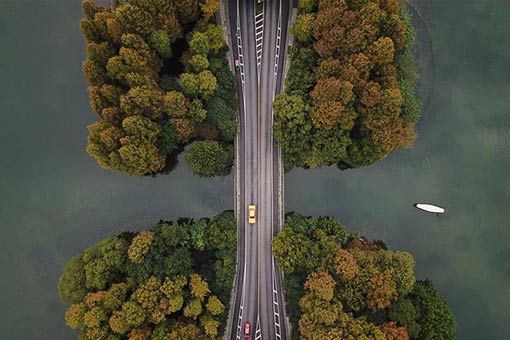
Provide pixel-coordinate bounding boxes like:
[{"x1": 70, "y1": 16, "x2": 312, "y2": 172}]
[{"x1": 255, "y1": 8, "x2": 264, "y2": 68}]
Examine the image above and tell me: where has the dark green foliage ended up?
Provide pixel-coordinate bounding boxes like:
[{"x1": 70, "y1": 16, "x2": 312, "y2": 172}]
[
  {"x1": 388, "y1": 297, "x2": 422, "y2": 338},
  {"x1": 408, "y1": 281, "x2": 456, "y2": 340},
  {"x1": 185, "y1": 141, "x2": 234, "y2": 177},
  {"x1": 157, "y1": 120, "x2": 178, "y2": 154},
  {"x1": 59, "y1": 212, "x2": 237, "y2": 340},
  {"x1": 80, "y1": 0, "x2": 236, "y2": 176},
  {"x1": 58, "y1": 254, "x2": 88, "y2": 304}
]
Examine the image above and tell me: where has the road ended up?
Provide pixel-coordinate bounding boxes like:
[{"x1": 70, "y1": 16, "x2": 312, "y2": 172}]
[{"x1": 227, "y1": 0, "x2": 290, "y2": 339}]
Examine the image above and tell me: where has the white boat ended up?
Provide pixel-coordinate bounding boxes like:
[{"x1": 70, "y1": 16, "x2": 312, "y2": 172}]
[{"x1": 414, "y1": 203, "x2": 446, "y2": 214}]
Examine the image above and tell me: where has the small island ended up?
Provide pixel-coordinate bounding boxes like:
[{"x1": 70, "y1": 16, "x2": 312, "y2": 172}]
[
  {"x1": 80, "y1": 0, "x2": 237, "y2": 176},
  {"x1": 273, "y1": 0, "x2": 421, "y2": 170},
  {"x1": 273, "y1": 212, "x2": 456, "y2": 340},
  {"x1": 58, "y1": 211, "x2": 236, "y2": 339}
]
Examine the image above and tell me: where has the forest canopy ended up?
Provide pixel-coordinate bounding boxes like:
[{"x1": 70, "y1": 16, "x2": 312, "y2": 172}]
[
  {"x1": 273, "y1": 212, "x2": 456, "y2": 340},
  {"x1": 58, "y1": 211, "x2": 237, "y2": 340},
  {"x1": 274, "y1": 0, "x2": 422, "y2": 170},
  {"x1": 80, "y1": 0, "x2": 237, "y2": 176}
]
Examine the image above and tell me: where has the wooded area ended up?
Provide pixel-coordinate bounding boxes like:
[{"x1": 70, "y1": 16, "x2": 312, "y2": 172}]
[
  {"x1": 80, "y1": 0, "x2": 237, "y2": 176},
  {"x1": 274, "y1": 0, "x2": 421, "y2": 170},
  {"x1": 58, "y1": 211, "x2": 237, "y2": 340},
  {"x1": 273, "y1": 213, "x2": 456, "y2": 340}
]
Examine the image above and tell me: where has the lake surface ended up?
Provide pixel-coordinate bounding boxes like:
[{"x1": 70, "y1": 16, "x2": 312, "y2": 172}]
[{"x1": 0, "y1": 0, "x2": 508, "y2": 339}]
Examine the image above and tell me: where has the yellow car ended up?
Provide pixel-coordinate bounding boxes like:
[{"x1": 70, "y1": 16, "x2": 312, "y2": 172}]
[{"x1": 248, "y1": 205, "x2": 256, "y2": 224}]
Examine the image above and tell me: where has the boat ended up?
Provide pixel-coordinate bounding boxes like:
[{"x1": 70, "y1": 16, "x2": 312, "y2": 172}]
[{"x1": 414, "y1": 203, "x2": 446, "y2": 214}]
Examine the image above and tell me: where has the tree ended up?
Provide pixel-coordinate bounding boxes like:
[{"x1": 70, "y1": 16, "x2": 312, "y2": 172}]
[
  {"x1": 205, "y1": 296, "x2": 225, "y2": 315},
  {"x1": 179, "y1": 73, "x2": 200, "y2": 98},
  {"x1": 65, "y1": 303, "x2": 87, "y2": 329},
  {"x1": 128, "y1": 231, "x2": 155, "y2": 264},
  {"x1": 114, "y1": 3, "x2": 155, "y2": 38},
  {"x1": 409, "y1": 281, "x2": 456, "y2": 340},
  {"x1": 200, "y1": 0, "x2": 220, "y2": 21},
  {"x1": 149, "y1": 30, "x2": 172, "y2": 58},
  {"x1": 388, "y1": 298, "x2": 421, "y2": 339},
  {"x1": 80, "y1": 0, "x2": 236, "y2": 177},
  {"x1": 272, "y1": 227, "x2": 318, "y2": 273},
  {"x1": 380, "y1": 322, "x2": 409, "y2": 340},
  {"x1": 292, "y1": 13, "x2": 316, "y2": 43},
  {"x1": 117, "y1": 141, "x2": 166, "y2": 176},
  {"x1": 120, "y1": 86, "x2": 165, "y2": 120},
  {"x1": 157, "y1": 121, "x2": 178, "y2": 154},
  {"x1": 86, "y1": 42, "x2": 115, "y2": 68},
  {"x1": 189, "y1": 274, "x2": 210, "y2": 301},
  {"x1": 197, "y1": 70, "x2": 217, "y2": 100},
  {"x1": 333, "y1": 249, "x2": 359, "y2": 280},
  {"x1": 189, "y1": 54, "x2": 209, "y2": 72},
  {"x1": 58, "y1": 254, "x2": 88, "y2": 304},
  {"x1": 189, "y1": 31, "x2": 210, "y2": 55},
  {"x1": 175, "y1": 0, "x2": 199, "y2": 24},
  {"x1": 83, "y1": 60, "x2": 108, "y2": 85},
  {"x1": 189, "y1": 99, "x2": 207, "y2": 122},
  {"x1": 184, "y1": 141, "x2": 233, "y2": 177},
  {"x1": 183, "y1": 299, "x2": 202, "y2": 319},
  {"x1": 303, "y1": 271, "x2": 336, "y2": 301},
  {"x1": 170, "y1": 118, "x2": 196, "y2": 143},
  {"x1": 60, "y1": 213, "x2": 236, "y2": 339},
  {"x1": 274, "y1": 0, "x2": 420, "y2": 171},
  {"x1": 272, "y1": 93, "x2": 313, "y2": 166},
  {"x1": 82, "y1": 237, "x2": 127, "y2": 290},
  {"x1": 367, "y1": 271, "x2": 398, "y2": 309},
  {"x1": 82, "y1": 1, "x2": 106, "y2": 20}
]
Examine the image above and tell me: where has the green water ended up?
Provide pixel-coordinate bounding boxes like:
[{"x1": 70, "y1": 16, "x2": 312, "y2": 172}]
[
  {"x1": 0, "y1": 0, "x2": 508, "y2": 339},
  {"x1": 287, "y1": 1, "x2": 510, "y2": 339},
  {"x1": 0, "y1": 2, "x2": 232, "y2": 339}
]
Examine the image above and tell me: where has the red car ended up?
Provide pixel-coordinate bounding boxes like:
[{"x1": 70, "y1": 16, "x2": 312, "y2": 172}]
[{"x1": 244, "y1": 322, "x2": 251, "y2": 339}]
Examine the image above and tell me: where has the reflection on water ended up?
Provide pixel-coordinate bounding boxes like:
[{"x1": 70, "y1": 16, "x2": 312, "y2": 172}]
[{"x1": 287, "y1": 1, "x2": 510, "y2": 339}]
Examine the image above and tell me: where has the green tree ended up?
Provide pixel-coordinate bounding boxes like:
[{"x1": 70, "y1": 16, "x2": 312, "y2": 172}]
[
  {"x1": 272, "y1": 227, "x2": 318, "y2": 273},
  {"x1": 82, "y1": 237, "x2": 127, "y2": 290},
  {"x1": 292, "y1": 13, "x2": 316, "y2": 43},
  {"x1": 409, "y1": 281, "x2": 456, "y2": 340},
  {"x1": 189, "y1": 99, "x2": 207, "y2": 122},
  {"x1": 128, "y1": 231, "x2": 154, "y2": 264},
  {"x1": 205, "y1": 296, "x2": 225, "y2": 315},
  {"x1": 189, "y1": 31, "x2": 210, "y2": 55},
  {"x1": 149, "y1": 30, "x2": 172, "y2": 58},
  {"x1": 165, "y1": 91, "x2": 190, "y2": 117},
  {"x1": 184, "y1": 141, "x2": 233, "y2": 176},
  {"x1": 58, "y1": 254, "x2": 88, "y2": 304},
  {"x1": 189, "y1": 54, "x2": 209, "y2": 72}
]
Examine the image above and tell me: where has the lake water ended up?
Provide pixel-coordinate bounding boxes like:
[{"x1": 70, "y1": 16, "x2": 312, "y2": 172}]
[{"x1": 0, "y1": 0, "x2": 508, "y2": 339}]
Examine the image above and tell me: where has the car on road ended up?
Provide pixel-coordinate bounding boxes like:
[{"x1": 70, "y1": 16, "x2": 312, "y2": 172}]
[
  {"x1": 235, "y1": 59, "x2": 240, "y2": 70},
  {"x1": 248, "y1": 205, "x2": 256, "y2": 224},
  {"x1": 244, "y1": 322, "x2": 251, "y2": 339}
]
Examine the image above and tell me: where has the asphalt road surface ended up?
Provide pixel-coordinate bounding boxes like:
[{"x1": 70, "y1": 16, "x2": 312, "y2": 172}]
[{"x1": 228, "y1": 0, "x2": 290, "y2": 339}]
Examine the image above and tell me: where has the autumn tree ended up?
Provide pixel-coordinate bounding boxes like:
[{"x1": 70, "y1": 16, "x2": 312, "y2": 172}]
[
  {"x1": 59, "y1": 212, "x2": 237, "y2": 340},
  {"x1": 273, "y1": 0, "x2": 421, "y2": 170},
  {"x1": 80, "y1": 0, "x2": 236, "y2": 176},
  {"x1": 272, "y1": 213, "x2": 454, "y2": 340}
]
